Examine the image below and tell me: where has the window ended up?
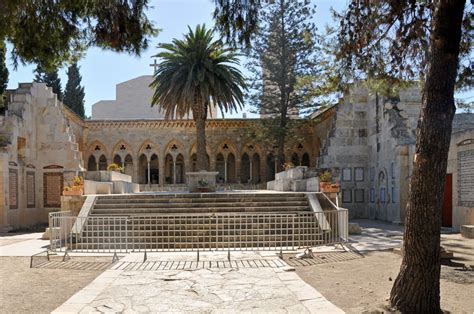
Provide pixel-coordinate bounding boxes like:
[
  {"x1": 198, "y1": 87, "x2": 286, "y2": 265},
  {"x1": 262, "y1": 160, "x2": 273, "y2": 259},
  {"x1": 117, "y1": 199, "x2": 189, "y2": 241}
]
[{"x1": 370, "y1": 188, "x2": 375, "y2": 203}]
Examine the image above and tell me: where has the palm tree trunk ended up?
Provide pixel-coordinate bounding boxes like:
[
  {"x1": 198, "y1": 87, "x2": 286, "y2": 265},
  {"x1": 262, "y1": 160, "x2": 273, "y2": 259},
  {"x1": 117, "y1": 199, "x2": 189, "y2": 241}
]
[
  {"x1": 389, "y1": 1, "x2": 465, "y2": 312},
  {"x1": 195, "y1": 116, "x2": 208, "y2": 171}
]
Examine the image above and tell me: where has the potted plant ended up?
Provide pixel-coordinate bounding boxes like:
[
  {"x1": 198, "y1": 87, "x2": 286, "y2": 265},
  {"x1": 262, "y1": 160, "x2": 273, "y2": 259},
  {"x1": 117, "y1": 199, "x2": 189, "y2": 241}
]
[
  {"x1": 63, "y1": 176, "x2": 84, "y2": 196},
  {"x1": 319, "y1": 170, "x2": 340, "y2": 193},
  {"x1": 107, "y1": 163, "x2": 123, "y2": 173},
  {"x1": 197, "y1": 178, "x2": 210, "y2": 192}
]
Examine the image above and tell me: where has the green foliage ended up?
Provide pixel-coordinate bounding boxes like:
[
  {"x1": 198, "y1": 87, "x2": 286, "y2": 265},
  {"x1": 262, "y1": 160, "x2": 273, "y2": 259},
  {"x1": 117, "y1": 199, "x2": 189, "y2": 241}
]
[
  {"x1": 319, "y1": 170, "x2": 332, "y2": 182},
  {"x1": 0, "y1": 41, "x2": 8, "y2": 113},
  {"x1": 333, "y1": 1, "x2": 473, "y2": 90},
  {"x1": 150, "y1": 24, "x2": 246, "y2": 170},
  {"x1": 63, "y1": 62, "x2": 85, "y2": 118},
  {"x1": 213, "y1": 0, "x2": 261, "y2": 48},
  {"x1": 456, "y1": 99, "x2": 474, "y2": 113},
  {"x1": 0, "y1": 0, "x2": 158, "y2": 70},
  {"x1": 150, "y1": 24, "x2": 246, "y2": 119},
  {"x1": 34, "y1": 64, "x2": 63, "y2": 100},
  {"x1": 244, "y1": 0, "x2": 320, "y2": 168}
]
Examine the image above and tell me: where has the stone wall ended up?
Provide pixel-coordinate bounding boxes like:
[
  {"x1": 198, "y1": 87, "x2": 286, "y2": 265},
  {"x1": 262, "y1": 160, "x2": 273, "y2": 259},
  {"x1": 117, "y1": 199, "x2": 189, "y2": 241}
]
[
  {"x1": 317, "y1": 86, "x2": 421, "y2": 222},
  {"x1": 0, "y1": 83, "x2": 83, "y2": 230}
]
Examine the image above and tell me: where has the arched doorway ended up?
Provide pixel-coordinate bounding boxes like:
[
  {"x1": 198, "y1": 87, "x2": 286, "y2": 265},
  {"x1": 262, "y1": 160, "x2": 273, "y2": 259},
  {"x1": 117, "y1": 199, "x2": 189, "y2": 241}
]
[
  {"x1": 227, "y1": 153, "x2": 236, "y2": 183},
  {"x1": 216, "y1": 153, "x2": 225, "y2": 183},
  {"x1": 252, "y1": 154, "x2": 261, "y2": 183},
  {"x1": 87, "y1": 155, "x2": 97, "y2": 171},
  {"x1": 291, "y1": 153, "x2": 300, "y2": 167},
  {"x1": 302, "y1": 152, "x2": 310, "y2": 167},
  {"x1": 124, "y1": 154, "x2": 133, "y2": 177},
  {"x1": 98, "y1": 155, "x2": 107, "y2": 170},
  {"x1": 165, "y1": 154, "x2": 174, "y2": 184},
  {"x1": 150, "y1": 154, "x2": 159, "y2": 184},
  {"x1": 241, "y1": 153, "x2": 250, "y2": 183},
  {"x1": 267, "y1": 153, "x2": 276, "y2": 181},
  {"x1": 176, "y1": 154, "x2": 185, "y2": 184},
  {"x1": 113, "y1": 155, "x2": 122, "y2": 167},
  {"x1": 138, "y1": 154, "x2": 148, "y2": 184}
]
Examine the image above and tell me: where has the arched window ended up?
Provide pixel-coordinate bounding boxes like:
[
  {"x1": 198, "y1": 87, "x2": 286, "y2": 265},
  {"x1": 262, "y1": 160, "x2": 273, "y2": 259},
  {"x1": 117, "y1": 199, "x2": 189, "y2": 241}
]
[
  {"x1": 124, "y1": 154, "x2": 133, "y2": 177},
  {"x1": 87, "y1": 155, "x2": 97, "y2": 171},
  {"x1": 98, "y1": 155, "x2": 107, "y2": 170},
  {"x1": 241, "y1": 153, "x2": 250, "y2": 183},
  {"x1": 302, "y1": 153, "x2": 310, "y2": 167}
]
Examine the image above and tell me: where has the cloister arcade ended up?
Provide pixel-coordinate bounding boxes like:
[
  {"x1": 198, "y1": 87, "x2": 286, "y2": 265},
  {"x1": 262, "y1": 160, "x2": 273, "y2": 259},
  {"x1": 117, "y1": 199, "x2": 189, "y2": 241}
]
[{"x1": 84, "y1": 139, "x2": 314, "y2": 186}]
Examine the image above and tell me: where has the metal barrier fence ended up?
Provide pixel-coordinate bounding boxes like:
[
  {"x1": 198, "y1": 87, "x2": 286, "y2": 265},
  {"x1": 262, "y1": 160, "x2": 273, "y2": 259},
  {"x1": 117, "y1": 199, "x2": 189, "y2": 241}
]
[{"x1": 49, "y1": 210, "x2": 348, "y2": 253}]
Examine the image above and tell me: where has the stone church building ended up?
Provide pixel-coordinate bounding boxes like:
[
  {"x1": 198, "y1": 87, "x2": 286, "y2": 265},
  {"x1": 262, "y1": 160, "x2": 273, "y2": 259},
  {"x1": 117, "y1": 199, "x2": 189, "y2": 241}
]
[{"x1": 1, "y1": 76, "x2": 473, "y2": 232}]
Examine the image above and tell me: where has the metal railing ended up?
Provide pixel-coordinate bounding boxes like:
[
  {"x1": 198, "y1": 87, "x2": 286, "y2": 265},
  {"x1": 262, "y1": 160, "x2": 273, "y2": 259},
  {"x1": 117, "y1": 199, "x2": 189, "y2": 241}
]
[{"x1": 49, "y1": 210, "x2": 348, "y2": 253}]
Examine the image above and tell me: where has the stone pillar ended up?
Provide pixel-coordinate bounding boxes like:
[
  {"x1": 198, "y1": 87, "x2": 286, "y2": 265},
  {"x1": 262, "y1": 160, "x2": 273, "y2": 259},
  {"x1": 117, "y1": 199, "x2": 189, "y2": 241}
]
[
  {"x1": 236, "y1": 158, "x2": 241, "y2": 184},
  {"x1": 147, "y1": 161, "x2": 150, "y2": 186},
  {"x1": 173, "y1": 160, "x2": 177, "y2": 184},
  {"x1": 224, "y1": 160, "x2": 228, "y2": 183},
  {"x1": 249, "y1": 160, "x2": 253, "y2": 182},
  {"x1": 159, "y1": 160, "x2": 165, "y2": 186}
]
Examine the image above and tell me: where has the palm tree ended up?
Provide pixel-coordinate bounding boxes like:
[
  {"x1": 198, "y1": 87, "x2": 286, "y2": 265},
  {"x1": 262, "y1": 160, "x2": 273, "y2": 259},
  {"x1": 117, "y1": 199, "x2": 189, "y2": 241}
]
[{"x1": 150, "y1": 24, "x2": 246, "y2": 171}]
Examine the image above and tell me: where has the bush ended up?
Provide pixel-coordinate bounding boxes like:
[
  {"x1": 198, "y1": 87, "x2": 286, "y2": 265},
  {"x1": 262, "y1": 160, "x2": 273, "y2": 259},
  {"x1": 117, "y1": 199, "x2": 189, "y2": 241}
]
[{"x1": 319, "y1": 170, "x2": 332, "y2": 182}]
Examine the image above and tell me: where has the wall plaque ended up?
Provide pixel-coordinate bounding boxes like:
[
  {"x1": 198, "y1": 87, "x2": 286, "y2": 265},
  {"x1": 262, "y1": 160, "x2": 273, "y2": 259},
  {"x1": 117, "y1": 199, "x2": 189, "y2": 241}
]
[
  {"x1": 458, "y1": 150, "x2": 474, "y2": 207},
  {"x1": 9, "y1": 169, "x2": 18, "y2": 209},
  {"x1": 26, "y1": 171, "x2": 35, "y2": 208},
  {"x1": 43, "y1": 172, "x2": 63, "y2": 208}
]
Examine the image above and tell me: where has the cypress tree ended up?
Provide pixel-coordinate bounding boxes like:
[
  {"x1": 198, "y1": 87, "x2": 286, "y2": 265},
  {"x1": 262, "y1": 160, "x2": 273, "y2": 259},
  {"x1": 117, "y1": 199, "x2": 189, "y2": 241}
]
[
  {"x1": 34, "y1": 65, "x2": 63, "y2": 100},
  {"x1": 63, "y1": 62, "x2": 85, "y2": 118}
]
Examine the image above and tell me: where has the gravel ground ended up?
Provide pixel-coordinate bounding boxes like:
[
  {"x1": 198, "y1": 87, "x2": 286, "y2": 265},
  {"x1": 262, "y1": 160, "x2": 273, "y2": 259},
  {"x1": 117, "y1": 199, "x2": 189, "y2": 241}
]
[{"x1": 0, "y1": 256, "x2": 110, "y2": 313}]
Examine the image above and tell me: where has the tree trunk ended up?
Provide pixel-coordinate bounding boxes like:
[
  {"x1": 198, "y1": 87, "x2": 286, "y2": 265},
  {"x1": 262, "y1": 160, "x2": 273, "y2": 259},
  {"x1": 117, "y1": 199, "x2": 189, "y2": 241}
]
[{"x1": 389, "y1": 1, "x2": 465, "y2": 312}]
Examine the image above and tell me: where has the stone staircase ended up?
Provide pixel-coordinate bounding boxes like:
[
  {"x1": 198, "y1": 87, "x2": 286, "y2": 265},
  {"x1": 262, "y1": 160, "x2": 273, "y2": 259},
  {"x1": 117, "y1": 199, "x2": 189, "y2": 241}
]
[{"x1": 73, "y1": 193, "x2": 324, "y2": 251}]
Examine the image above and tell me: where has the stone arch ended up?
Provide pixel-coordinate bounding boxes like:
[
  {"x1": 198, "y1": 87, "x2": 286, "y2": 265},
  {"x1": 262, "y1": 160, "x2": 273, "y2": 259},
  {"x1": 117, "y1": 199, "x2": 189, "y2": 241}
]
[
  {"x1": 88, "y1": 140, "x2": 108, "y2": 159},
  {"x1": 111, "y1": 140, "x2": 133, "y2": 165},
  {"x1": 291, "y1": 152, "x2": 300, "y2": 166},
  {"x1": 376, "y1": 168, "x2": 390, "y2": 220},
  {"x1": 150, "y1": 154, "x2": 159, "y2": 184},
  {"x1": 216, "y1": 153, "x2": 225, "y2": 183},
  {"x1": 138, "y1": 140, "x2": 159, "y2": 159},
  {"x1": 241, "y1": 143, "x2": 263, "y2": 183},
  {"x1": 175, "y1": 153, "x2": 185, "y2": 184},
  {"x1": 215, "y1": 140, "x2": 237, "y2": 157},
  {"x1": 252, "y1": 153, "x2": 261, "y2": 183},
  {"x1": 87, "y1": 155, "x2": 97, "y2": 171},
  {"x1": 227, "y1": 153, "x2": 236, "y2": 183}
]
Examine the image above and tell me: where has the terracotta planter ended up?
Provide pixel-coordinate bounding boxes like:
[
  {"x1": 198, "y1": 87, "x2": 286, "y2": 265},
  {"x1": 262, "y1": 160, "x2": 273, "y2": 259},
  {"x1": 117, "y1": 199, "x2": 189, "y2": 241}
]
[
  {"x1": 63, "y1": 188, "x2": 83, "y2": 196},
  {"x1": 197, "y1": 187, "x2": 211, "y2": 193},
  {"x1": 319, "y1": 182, "x2": 340, "y2": 193}
]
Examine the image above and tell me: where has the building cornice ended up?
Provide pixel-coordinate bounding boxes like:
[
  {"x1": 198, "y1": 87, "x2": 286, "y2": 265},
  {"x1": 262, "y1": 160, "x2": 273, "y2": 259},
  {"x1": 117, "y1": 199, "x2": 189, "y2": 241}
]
[{"x1": 84, "y1": 119, "x2": 262, "y2": 130}]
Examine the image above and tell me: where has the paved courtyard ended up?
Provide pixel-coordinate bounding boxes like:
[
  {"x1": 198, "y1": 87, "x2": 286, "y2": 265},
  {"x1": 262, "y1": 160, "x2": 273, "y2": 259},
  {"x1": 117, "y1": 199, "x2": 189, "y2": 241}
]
[{"x1": 53, "y1": 252, "x2": 343, "y2": 313}]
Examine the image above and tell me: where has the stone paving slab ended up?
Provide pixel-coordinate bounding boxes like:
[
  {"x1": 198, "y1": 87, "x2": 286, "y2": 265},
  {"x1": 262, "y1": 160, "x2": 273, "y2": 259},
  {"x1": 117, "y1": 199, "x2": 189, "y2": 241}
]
[{"x1": 53, "y1": 252, "x2": 343, "y2": 313}]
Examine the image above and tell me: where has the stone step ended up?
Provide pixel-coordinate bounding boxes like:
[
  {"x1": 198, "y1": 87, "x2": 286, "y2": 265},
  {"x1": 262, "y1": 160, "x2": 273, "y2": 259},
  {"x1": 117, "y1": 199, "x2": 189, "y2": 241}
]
[
  {"x1": 95, "y1": 196, "x2": 308, "y2": 204},
  {"x1": 93, "y1": 201, "x2": 308, "y2": 209},
  {"x1": 95, "y1": 193, "x2": 307, "y2": 200},
  {"x1": 91, "y1": 206, "x2": 310, "y2": 214}
]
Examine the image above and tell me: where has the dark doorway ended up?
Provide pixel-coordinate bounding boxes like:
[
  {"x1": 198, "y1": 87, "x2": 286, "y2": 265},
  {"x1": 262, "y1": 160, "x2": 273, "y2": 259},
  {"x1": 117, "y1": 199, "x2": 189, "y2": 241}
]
[{"x1": 442, "y1": 173, "x2": 453, "y2": 227}]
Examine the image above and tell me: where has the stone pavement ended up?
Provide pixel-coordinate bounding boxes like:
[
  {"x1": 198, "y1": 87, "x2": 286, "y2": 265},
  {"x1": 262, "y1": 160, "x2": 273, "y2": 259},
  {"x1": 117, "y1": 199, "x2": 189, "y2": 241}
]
[
  {"x1": 0, "y1": 232, "x2": 49, "y2": 256},
  {"x1": 53, "y1": 251, "x2": 343, "y2": 313}
]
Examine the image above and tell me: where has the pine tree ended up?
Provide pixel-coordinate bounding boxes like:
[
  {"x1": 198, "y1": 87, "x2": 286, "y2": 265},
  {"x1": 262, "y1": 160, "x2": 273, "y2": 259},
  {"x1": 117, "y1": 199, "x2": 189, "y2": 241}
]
[
  {"x1": 34, "y1": 65, "x2": 63, "y2": 101},
  {"x1": 246, "y1": 0, "x2": 319, "y2": 171},
  {"x1": 0, "y1": 41, "x2": 8, "y2": 112},
  {"x1": 63, "y1": 62, "x2": 85, "y2": 118}
]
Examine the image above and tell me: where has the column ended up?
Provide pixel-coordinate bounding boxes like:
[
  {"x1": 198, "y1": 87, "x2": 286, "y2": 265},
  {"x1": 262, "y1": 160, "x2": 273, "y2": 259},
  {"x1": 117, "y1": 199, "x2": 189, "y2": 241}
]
[
  {"x1": 224, "y1": 160, "x2": 228, "y2": 183},
  {"x1": 147, "y1": 161, "x2": 150, "y2": 186},
  {"x1": 173, "y1": 160, "x2": 177, "y2": 184},
  {"x1": 249, "y1": 160, "x2": 253, "y2": 182}
]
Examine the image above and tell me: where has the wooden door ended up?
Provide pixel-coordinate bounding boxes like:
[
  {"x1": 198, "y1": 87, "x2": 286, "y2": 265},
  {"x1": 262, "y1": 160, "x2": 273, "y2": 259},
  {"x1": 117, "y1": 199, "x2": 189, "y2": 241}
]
[{"x1": 442, "y1": 173, "x2": 452, "y2": 227}]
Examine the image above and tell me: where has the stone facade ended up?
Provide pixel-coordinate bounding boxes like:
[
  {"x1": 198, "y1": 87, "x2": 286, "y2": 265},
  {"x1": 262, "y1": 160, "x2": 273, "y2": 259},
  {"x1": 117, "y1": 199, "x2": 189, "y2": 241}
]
[
  {"x1": 1, "y1": 77, "x2": 472, "y2": 231},
  {"x1": 0, "y1": 83, "x2": 83, "y2": 230}
]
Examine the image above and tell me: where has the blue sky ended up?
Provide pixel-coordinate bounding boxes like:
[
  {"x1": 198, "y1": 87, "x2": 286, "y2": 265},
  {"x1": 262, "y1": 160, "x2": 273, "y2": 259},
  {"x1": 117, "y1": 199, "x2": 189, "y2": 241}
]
[{"x1": 5, "y1": 0, "x2": 473, "y2": 117}]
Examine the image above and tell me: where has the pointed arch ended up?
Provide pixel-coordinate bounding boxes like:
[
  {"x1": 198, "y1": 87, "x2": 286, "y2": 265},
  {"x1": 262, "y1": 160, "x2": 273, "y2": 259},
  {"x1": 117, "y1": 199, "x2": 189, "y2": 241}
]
[
  {"x1": 98, "y1": 154, "x2": 107, "y2": 170},
  {"x1": 87, "y1": 155, "x2": 97, "y2": 171}
]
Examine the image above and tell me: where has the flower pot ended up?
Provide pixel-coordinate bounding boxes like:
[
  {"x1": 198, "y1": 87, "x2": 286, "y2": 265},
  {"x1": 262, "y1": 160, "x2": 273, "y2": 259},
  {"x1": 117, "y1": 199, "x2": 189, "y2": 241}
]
[
  {"x1": 319, "y1": 182, "x2": 340, "y2": 193},
  {"x1": 197, "y1": 187, "x2": 211, "y2": 193},
  {"x1": 63, "y1": 189, "x2": 83, "y2": 196}
]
